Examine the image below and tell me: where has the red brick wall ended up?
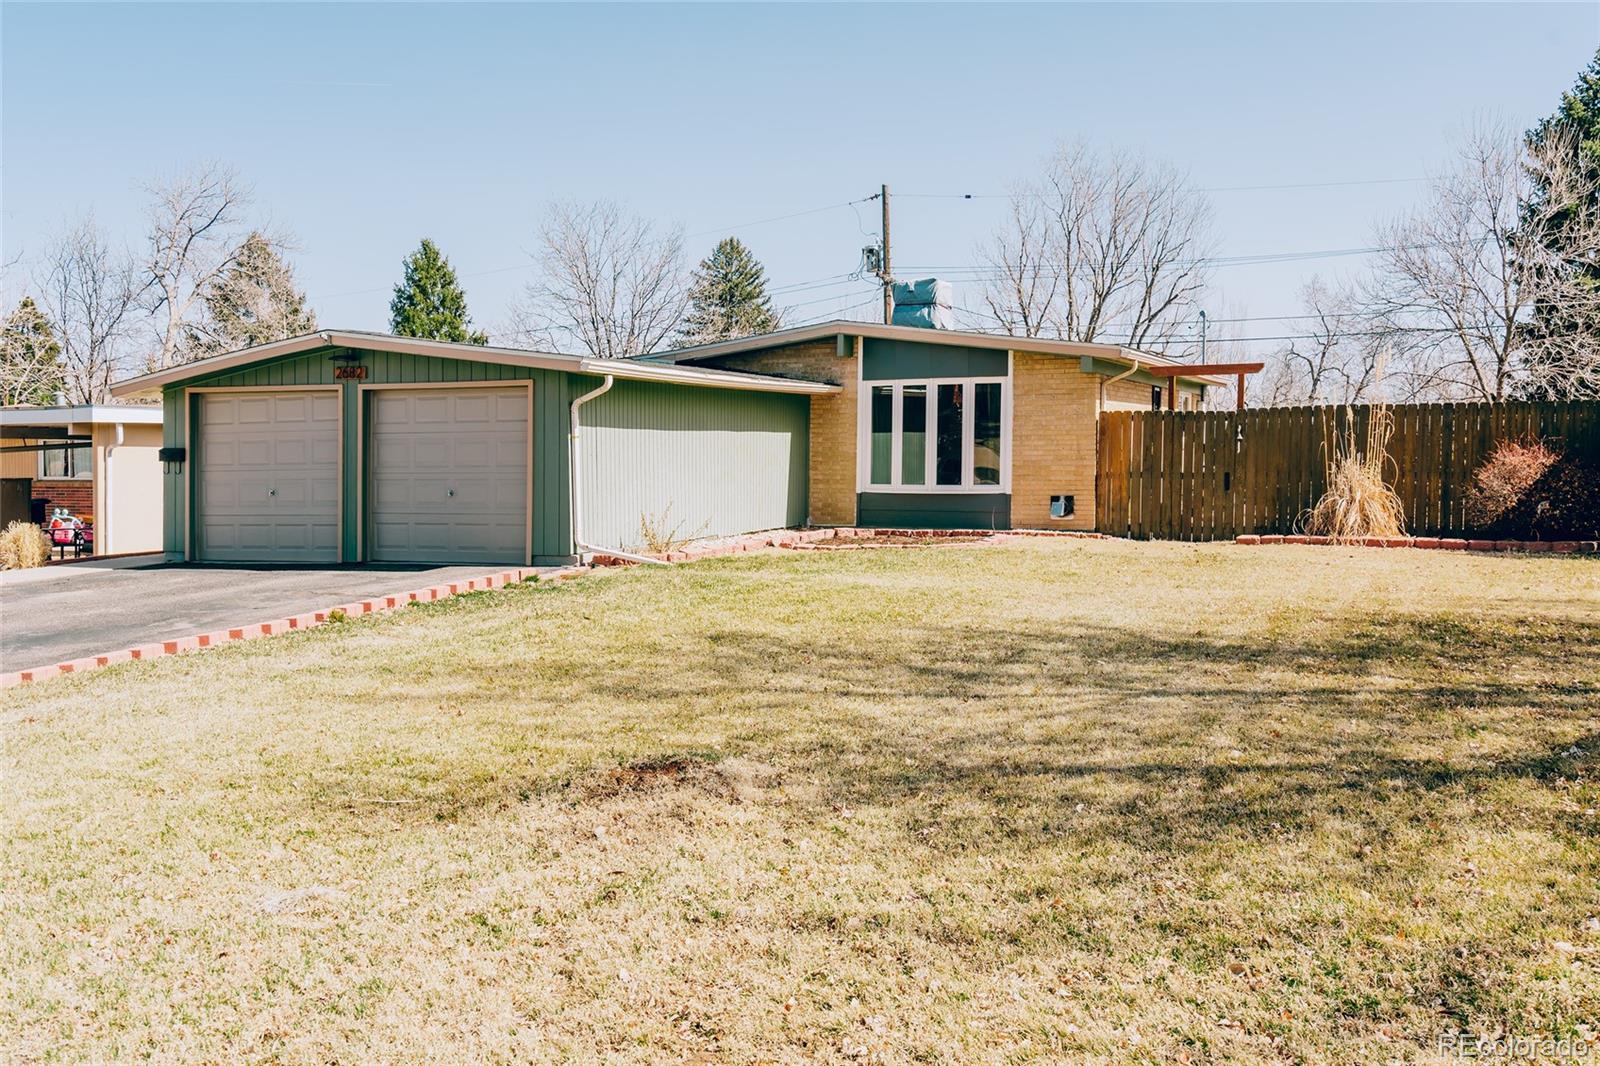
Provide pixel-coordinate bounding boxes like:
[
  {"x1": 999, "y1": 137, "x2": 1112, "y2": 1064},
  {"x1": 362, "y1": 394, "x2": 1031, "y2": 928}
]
[{"x1": 32, "y1": 479, "x2": 94, "y2": 520}]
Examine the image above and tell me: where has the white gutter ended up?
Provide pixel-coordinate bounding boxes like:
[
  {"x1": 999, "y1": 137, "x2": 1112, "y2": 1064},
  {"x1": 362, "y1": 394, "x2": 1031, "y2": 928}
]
[{"x1": 568, "y1": 375, "x2": 670, "y2": 567}]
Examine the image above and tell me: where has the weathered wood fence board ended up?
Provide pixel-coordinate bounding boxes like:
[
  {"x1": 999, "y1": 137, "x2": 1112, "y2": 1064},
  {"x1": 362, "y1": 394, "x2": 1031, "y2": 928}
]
[{"x1": 1096, "y1": 401, "x2": 1600, "y2": 540}]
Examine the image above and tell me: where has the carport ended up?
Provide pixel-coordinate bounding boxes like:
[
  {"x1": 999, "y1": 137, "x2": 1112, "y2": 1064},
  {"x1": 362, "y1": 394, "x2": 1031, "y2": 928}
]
[{"x1": 110, "y1": 330, "x2": 836, "y2": 566}]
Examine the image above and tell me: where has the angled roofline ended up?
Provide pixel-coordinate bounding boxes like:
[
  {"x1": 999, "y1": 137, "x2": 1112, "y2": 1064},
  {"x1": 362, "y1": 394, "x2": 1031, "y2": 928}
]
[
  {"x1": 645, "y1": 319, "x2": 1228, "y2": 386},
  {"x1": 108, "y1": 330, "x2": 841, "y2": 398}
]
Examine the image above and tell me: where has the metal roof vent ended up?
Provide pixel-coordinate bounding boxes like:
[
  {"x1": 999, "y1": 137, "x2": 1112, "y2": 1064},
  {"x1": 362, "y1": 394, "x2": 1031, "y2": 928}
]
[{"x1": 891, "y1": 277, "x2": 955, "y2": 330}]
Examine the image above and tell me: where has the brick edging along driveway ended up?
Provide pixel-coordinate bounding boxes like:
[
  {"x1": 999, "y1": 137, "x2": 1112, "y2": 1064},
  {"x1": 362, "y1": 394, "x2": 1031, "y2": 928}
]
[{"x1": 1, "y1": 566, "x2": 583, "y2": 689}]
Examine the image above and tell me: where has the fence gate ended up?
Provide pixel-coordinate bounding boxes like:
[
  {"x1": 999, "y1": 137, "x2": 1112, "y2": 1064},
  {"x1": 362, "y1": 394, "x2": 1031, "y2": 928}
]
[{"x1": 1095, "y1": 401, "x2": 1600, "y2": 540}]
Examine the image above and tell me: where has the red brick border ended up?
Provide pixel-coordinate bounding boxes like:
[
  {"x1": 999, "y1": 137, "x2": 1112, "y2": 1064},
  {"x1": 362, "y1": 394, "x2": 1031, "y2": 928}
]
[
  {"x1": 1235, "y1": 535, "x2": 1597, "y2": 554},
  {"x1": 0, "y1": 566, "x2": 582, "y2": 689}
]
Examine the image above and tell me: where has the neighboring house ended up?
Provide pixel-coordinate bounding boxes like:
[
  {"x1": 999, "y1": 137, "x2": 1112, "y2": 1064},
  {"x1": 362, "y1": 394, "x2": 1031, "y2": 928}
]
[
  {"x1": 106, "y1": 323, "x2": 1220, "y2": 566},
  {"x1": 0, "y1": 404, "x2": 165, "y2": 555}
]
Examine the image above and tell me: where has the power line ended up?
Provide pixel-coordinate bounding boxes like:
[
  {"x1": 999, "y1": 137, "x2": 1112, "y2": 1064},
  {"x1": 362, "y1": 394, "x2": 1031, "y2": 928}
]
[
  {"x1": 684, "y1": 196, "x2": 875, "y2": 240},
  {"x1": 897, "y1": 176, "x2": 1426, "y2": 200}
]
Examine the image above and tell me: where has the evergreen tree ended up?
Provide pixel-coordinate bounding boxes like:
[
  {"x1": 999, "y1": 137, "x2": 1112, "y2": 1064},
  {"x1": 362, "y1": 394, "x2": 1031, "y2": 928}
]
[
  {"x1": 0, "y1": 296, "x2": 65, "y2": 405},
  {"x1": 190, "y1": 232, "x2": 316, "y2": 357},
  {"x1": 677, "y1": 237, "x2": 780, "y2": 345},
  {"x1": 1524, "y1": 48, "x2": 1600, "y2": 395},
  {"x1": 389, "y1": 238, "x2": 488, "y2": 344}
]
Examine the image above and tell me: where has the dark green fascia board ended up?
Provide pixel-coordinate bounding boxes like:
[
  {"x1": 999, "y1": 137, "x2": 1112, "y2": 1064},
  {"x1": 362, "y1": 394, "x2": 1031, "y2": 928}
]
[{"x1": 1078, "y1": 356, "x2": 1205, "y2": 394}]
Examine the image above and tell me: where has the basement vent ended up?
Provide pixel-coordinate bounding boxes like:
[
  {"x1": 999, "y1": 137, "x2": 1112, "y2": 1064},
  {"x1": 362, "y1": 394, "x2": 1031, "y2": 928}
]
[{"x1": 1050, "y1": 495, "x2": 1074, "y2": 520}]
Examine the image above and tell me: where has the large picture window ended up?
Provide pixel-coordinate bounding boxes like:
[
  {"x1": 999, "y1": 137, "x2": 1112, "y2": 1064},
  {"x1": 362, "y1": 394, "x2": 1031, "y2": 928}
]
[{"x1": 860, "y1": 378, "x2": 1007, "y2": 493}]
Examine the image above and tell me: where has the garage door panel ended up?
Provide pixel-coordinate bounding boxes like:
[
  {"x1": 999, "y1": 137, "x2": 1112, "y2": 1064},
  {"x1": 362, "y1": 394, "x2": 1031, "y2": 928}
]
[
  {"x1": 367, "y1": 387, "x2": 528, "y2": 564},
  {"x1": 198, "y1": 392, "x2": 340, "y2": 563}
]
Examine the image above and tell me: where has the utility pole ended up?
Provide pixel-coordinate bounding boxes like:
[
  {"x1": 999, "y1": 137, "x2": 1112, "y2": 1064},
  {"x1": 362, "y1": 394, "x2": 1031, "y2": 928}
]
[
  {"x1": 879, "y1": 184, "x2": 893, "y2": 325},
  {"x1": 1198, "y1": 310, "x2": 1208, "y2": 365}
]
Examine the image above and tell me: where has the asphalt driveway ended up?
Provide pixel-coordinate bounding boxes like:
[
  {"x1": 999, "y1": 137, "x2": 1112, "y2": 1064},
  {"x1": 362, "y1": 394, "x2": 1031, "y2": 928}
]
[{"x1": 0, "y1": 557, "x2": 544, "y2": 672}]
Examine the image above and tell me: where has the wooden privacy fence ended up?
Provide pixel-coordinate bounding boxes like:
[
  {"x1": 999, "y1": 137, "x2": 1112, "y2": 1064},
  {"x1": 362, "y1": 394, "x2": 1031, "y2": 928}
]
[{"x1": 1096, "y1": 401, "x2": 1600, "y2": 541}]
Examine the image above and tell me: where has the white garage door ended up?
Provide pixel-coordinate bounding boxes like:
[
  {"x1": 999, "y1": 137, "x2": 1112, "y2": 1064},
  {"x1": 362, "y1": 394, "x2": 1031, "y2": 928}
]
[
  {"x1": 197, "y1": 391, "x2": 340, "y2": 563},
  {"x1": 367, "y1": 387, "x2": 529, "y2": 564}
]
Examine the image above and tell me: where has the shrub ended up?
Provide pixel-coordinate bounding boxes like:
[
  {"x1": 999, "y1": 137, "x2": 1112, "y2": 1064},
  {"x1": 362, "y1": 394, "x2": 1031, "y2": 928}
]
[
  {"x1": 1466, "y1": 440, "x2": 1600, "y2": 540},
  {"x1": 1302, "y1": 405, "x2": 1407, "y2": 542},
  {"x1": 0, "y1": 521, "x2": 50, "y2": 570},
  {"x1": 1464, "y1": 440, "x2": 1559, "y2": 532}
]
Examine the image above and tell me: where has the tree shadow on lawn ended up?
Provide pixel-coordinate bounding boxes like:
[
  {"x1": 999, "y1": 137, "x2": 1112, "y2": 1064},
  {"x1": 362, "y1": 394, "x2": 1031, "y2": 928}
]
[{"x1": 325, "y1": 607, "x2": 1599, "y2": 861}]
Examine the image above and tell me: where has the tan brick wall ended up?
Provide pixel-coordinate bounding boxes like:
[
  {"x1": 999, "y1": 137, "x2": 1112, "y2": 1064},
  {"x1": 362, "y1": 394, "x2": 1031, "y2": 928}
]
[
  {"x1": 694, "y1": 339, "x2": 858, "y2": 526},
  {"x1": 1009, "y1": 352, "x2": 1100, "y2": 531},
  {"x1": 1103, "y1": 378, "x2": 1159, "y2": 413}
]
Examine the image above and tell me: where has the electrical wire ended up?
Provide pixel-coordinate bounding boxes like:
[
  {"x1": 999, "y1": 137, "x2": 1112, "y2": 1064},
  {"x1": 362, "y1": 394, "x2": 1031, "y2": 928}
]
[{"x1": 896, "y1": 177, "x2": 1427, "y2": 200}]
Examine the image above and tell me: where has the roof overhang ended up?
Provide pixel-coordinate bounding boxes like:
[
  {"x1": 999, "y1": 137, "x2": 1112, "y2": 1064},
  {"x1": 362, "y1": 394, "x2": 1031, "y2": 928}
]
[
  {"x1": 109, "y1": 330, "x2": 840, "y2": 398},
  {"x1": 647, "y1": 319, "x2": 1227, "y2": 386},
  {"x1": 0, "y1": 404, "x2": 164, "y2": 439}
]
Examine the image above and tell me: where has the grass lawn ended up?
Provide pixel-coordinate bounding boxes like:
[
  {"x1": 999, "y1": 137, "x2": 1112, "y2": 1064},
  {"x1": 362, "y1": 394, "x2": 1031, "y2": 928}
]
[{"x1": 4, "y1": 539, "x2": 1598, "y2": 1063}]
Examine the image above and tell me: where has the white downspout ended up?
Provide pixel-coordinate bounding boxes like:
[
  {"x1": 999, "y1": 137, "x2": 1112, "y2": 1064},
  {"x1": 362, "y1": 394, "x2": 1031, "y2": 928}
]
[
  {"x1": 103, "y1": 422, "x2": 123, "y2": 553},
  {"x1": 569, "y1": 375, "x2": 670, "y2": 567},
  {"x1": 1102, "y1": 357, "x2": 1143, "y2": 408}
]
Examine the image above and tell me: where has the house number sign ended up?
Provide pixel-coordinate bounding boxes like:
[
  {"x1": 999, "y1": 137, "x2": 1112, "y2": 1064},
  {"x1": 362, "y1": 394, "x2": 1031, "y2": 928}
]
[{"x1": 334, "y1": 365, "x2": 368, "y2": 380}]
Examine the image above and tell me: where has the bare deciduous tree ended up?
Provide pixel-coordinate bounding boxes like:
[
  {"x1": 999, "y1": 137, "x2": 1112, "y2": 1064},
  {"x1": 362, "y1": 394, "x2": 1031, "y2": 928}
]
[
  {"x1": 1365, "y1": 122, "x2": 1600, "y2": 401},
  {"x1": 38, "y1": 217, "x2": 139, "y2": 403},
  {"x1": 144, "y1": 162, "x2": 259, "y2": 370},
  {"x1": 1254, "y1": 278, "x2": 1386, "y2": 406},
  {"x1": 976, "y1": 143, "x2": 1215, "y2": 351},
  {"x1": 511, "y1": 201, "x2": 688, "y2": 358}
]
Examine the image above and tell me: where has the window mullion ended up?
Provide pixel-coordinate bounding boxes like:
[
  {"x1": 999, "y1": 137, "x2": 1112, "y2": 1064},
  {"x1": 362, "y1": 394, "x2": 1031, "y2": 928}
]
[{"x1": 890, "y1": 384, "x2": 903, "y2": 489}]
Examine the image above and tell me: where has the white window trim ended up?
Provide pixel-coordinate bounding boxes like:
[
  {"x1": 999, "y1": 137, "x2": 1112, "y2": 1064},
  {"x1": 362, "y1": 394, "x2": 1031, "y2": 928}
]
[
  {"x1": 857, "y1": 372, "x2": 1012, "y2": 495},
  {"x1": 37, "y1": 443, "x2": 91, "y2": 480}
]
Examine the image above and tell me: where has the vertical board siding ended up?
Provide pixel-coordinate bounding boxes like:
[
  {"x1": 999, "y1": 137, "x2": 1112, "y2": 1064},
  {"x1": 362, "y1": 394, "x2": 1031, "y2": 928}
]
[
  {"x1": 1097, "y1": 400, "x2": 1600, "y2": 540},
  {"x1": 577, "y1": 378, "x2": 809, "y2": 552},
  {"x1": 164, "y1": 347, "x2": 580, "y2": 562}
]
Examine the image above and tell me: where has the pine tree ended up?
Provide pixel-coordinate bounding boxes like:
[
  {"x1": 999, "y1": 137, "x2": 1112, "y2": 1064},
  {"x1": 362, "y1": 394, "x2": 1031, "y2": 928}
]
[
  {"x1": 0, "y1": 296, "x2": 65, "y2": 405},
  {"x1": 677, "y1": 237, "x2": 780, "y2": 345},
  {"x1": 1524, "y1": 48, "x2": 1600, "y2": 395},
  {"x1": 189, "y1": 232, "x2": 316, "y2": 357},
  {"x1": 389, "y1": 238, "x2": 488, "y2": 344}
]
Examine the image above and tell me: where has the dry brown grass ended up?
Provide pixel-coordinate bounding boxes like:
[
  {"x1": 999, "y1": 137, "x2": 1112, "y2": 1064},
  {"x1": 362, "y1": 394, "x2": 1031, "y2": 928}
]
[
  {"x1": 0, "y1": 520, "x2": 50, "y2": 570},
  {"x1": 1303, "y1": 405, "x2": 1407, "y2": 542},
  {"x1": 3, "y1": 540, "x2": 1598, "y2": 1063}
]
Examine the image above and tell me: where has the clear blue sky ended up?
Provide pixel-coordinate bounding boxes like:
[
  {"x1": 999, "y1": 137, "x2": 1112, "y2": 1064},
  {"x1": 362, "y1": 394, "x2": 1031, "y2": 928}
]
[{"x1": 4, "y1": 2, "x2": 1596, "y2": 354}]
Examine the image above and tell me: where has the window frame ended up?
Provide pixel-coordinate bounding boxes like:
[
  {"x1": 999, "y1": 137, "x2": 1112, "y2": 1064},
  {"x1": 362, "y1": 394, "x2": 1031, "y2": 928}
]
[
  {"x1": 37, "y1": 443, "x2": 91, "y2": 480},
  {"x1": 858, "y1": 372, "x2": 1012, "y2": 495}
]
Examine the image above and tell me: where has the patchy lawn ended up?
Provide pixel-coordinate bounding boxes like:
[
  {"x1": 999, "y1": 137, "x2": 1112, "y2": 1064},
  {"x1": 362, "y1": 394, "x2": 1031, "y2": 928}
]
[{"x1": 3, "y1": 539, "x2": 1598, "y2": 1064}]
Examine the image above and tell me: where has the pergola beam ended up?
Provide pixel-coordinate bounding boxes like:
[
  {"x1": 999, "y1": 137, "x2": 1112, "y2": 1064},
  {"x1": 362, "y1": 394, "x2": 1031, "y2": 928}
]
[{"x1": 1142, "y1": 362, "x2": 1265, "y2": 410}]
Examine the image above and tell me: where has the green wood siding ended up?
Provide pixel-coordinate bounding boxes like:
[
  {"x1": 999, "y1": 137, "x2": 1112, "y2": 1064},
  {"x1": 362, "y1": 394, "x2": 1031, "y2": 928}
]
[
  {"x1": 575, "y1": 377, "x2": 809, "y2": 552},
  {"x1": 862, "y1": 337, "x2": 1009, "y2": 380}
]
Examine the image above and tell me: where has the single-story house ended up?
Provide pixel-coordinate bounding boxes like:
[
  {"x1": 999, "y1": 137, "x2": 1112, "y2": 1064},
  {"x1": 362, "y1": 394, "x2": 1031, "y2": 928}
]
[
  {"x1": 107, "y1": 323, "x2": 1220, "y2": 565},
  {"x1": 0, "y1": 403, "x2": 165, "y2": 554}
]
